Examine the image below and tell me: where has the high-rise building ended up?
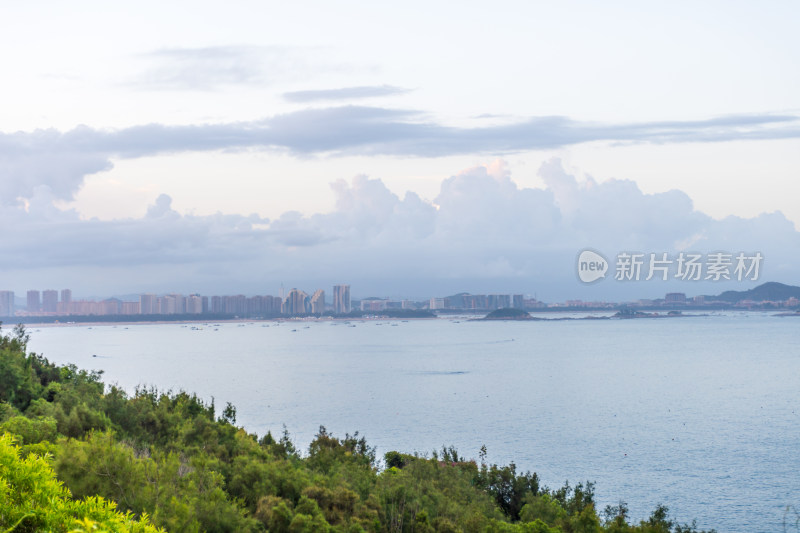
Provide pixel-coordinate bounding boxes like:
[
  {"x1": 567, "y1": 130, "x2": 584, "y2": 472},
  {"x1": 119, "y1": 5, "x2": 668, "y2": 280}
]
[
  {"x1": 463, "y1": 294, "x2": 487, "y2": 309},
  {"x1": 665, "y1": 292, "x2": 687, "y2": 304},
  {"x1": 512, "y1": 294, "x2": 524, "y2": 309},
  {"x1": 102, "y1": 299, "x2": 122, "y2": 315},
  {"x1": 223, "y1": 295, "x2": 247, "y2": 315},
  {"x1": 160, "y1": 294, "x2": 186, "y2": 315},
  {"x1": 59, "y1": 289, "x2": 73, "y2": 314},
  {"x1": 247, "y1": 296, "x2": 263, "y2": 316},
  {"x1": 140, "y1": 294, "x2": 158, "y2": 314},
  {"x1": 283, "y1": 289, "x2": 310, "y2": 315},
  {"x1": 120, "y1": 301, "x2": 140, "y2": 315},
  {"x1": 186, "y1": 294, "x2": 203, "y2": 314},
  {"x1": 27, "y1": 290, "x2": 41, "y2": 313},
  {"x1": 0, "y1": 291, "x2": 14, "y2": 317},
  {"x1": 42, "y1": 290, "x2": 59, "y2": 313},
  {"x1": 333, "y1": 284, "x2": 350, "y2": 314},
  {"x1": 165, "y1": 294, "x2": 185, "y2": 314},
  {"x1": 310, "y1": 290, "x2": 325, "y2": 314},
  {"x1": 246, "y1": 295, "x2": 280, "y2": 316},
  {"x1": 263, "y1": 295, "x2": 280, "y2": 315},
  {"x1": 429, "y1": 297, "x2": 446, "y2": 310},
  {"x1": 362, "y1": 298, "x2": 388, "y2": 311},
  {"x1": 488, "y1": 294, "x2": 511, "y2": 309}
]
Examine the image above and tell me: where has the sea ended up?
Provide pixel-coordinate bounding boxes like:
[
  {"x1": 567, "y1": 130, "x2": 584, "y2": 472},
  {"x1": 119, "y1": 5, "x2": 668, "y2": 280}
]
[{"x1": 25, "y1": 312, "x2": 800, "y2": 533}]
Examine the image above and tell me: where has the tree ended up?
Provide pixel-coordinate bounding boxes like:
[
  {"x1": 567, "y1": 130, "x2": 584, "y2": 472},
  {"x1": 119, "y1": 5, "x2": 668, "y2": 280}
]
[{"x1": 0, "y1": 433, "x2": 163, "y2": 532}]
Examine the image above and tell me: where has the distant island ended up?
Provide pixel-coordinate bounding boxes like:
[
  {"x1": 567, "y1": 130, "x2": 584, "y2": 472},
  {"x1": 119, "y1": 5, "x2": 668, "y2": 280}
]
[
  {"x1": 704, "y1": 281, "x2": 800, "y2": 303},
  {"x1": 476, "y1": 307, "x2": 690, "y2": 321},
  {"x1": 613, "y1": 309, "x2": 685, "y2": 319},
  {"x1": 478, "y1": 308, "x2": 537, "y2": 320}
]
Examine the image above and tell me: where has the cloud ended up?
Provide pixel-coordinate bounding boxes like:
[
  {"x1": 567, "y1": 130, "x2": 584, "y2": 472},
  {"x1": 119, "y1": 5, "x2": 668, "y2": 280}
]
[
  {"x1": 0, "y1": 127, "x2": 114, "y2": 204},
  {"x1": 433, "y1": 160, "x2": 560, "y2": 241},
  {"x1": 538, "y1": 159, "x2": 709, "y2": 249},
  {"x1": 3, "y1": 159, "x2": 799, "y2": 300},
  {"x1": 131, "y1": 45, "x2": 344, "y2": 91},
  {"x1": 2, "y1": 108, "x2": 798, "y2": 205},
  {"x1": 146, "y1": 193, "x2": 180, "y2": 219},
  {"x1": 283, "y1": 85, "x2": 412, "y2": 102},
  {"x1": 0, "y1": 191, "x2": 269, "y2": 271}
]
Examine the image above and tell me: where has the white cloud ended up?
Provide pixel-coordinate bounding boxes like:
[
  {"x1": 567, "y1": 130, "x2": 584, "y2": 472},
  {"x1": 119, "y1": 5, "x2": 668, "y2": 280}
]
[
  {"x1": 131, "y1": 46, "x2": 347, "y2": 91},
  {"x1": 2, "y1": 159, "x2": 799, "y2": 300}
]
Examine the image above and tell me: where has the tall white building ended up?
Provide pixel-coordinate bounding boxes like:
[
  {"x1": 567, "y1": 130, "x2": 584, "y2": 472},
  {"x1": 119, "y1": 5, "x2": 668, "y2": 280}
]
[
  {"x1": 0, "y1": 291, "x2": 14, "y2": 317},
  {"x1": 310, "y1": 289, "x2": 325, "y2": 314},
  {"x1": 140, "y1": 294, "x2": 158, "y2": 314},
  {"x1": 333, "y1": 284, "x2": 350, "y2": 314},
  {"x1": 186, "y1": 294, "x2": 203, "y2": 314},
  {"x1": 27, "y1": 290, "x2": 40, "y2": 313},
  {"x1": 42, "y1": 290, "x2": 59, "y2": 313},
  {"x1": 429, "y1": 297, "x2": 446, "y2": 310},
  {"x1": 282, "y1": 289, "x2": 310, "y2": 315}
]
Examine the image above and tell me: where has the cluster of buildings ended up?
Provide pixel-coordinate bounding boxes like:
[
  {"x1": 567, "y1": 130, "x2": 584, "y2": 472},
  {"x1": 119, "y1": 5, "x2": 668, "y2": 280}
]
[
  {"x1": 427, "y1": 293, "x2": 545, "y2": 311},
  {"x1": 3, "y1": 286, "x2": 548, "y2": 318},
  {"x1": 1, "y1": 288, "x2": 139, "y2": 317},
  {"x1": 3, "y1": 286, "x2": 798, "y2": 319},
  {"x1": 549, "y1": 292, "x2": 800, "y2": 309},
  {"x1": 631, "y1": 292, "x2": 800, "y2": 309},
  {"x1": 353, "y1": 293, "x2": 545, "y2": 312},
  {"x1": 0, "y1": 285, "x2": 352, "y2": 318}
]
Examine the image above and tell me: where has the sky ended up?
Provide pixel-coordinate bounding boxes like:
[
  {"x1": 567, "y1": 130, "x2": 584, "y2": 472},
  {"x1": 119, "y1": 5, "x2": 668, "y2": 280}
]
[{"x1": 1, "y1": 1, "x2": 799, "y2": 301}]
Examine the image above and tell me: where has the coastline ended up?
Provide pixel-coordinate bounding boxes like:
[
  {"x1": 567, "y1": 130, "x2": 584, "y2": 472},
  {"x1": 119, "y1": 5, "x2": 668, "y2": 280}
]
[
  {"x1": 17, "y1": 315, "x2": 435, "y2": 329},
  {"x1": 15, "y1": 309, "x2": 797, "y2": 329}
]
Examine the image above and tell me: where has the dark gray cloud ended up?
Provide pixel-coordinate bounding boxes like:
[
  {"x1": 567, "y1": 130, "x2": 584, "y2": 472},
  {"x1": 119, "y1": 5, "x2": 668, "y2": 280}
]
[
  {"x1": 2, "y1": 159, "x2": 799, "y2": 300},
  {"x1": 283, "y1": 85, "x2": 412, "y2": 102},
  {"x1": 2, "y1": 107, "x2": 798, "y2": 204}
]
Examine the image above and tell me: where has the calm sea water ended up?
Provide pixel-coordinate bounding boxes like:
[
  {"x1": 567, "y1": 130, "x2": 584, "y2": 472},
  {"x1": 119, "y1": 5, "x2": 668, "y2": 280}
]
[{"x1": 26, "y1": 313, "x2": 800, "y2": 532}]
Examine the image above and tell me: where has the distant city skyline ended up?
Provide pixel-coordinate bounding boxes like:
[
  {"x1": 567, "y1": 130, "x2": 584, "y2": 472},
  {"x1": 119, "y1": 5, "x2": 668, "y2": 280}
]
[{"x1": 3, "y1": 280, "x2": 798, "y2": 319}]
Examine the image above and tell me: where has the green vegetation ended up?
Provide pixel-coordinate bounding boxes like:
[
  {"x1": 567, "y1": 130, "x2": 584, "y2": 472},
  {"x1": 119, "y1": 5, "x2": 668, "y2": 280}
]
[
  {"x1": 1, "y1": 323, "x2": 716, "y2": 533},
  {"x1": 481, "y1": 308, "x2": 535, "y2": 320},
  {"x1": 0, "y1": 433, "x2": 163, "y2": 532}
]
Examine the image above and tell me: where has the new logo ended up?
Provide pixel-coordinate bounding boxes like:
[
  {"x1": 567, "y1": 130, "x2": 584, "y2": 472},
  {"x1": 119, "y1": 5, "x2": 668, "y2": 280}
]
[{"x1": 577, "y1": 249, "x2": 608, "y2": 283}]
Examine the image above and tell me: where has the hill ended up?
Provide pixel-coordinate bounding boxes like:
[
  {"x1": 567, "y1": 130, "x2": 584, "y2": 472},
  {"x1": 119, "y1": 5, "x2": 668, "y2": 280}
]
[
  {"x1": 480, "y1": 307, "x2": 535, "y2": 320},
  {"x1": 706, "y1": 281, "x2": 800, "y2": 303}
]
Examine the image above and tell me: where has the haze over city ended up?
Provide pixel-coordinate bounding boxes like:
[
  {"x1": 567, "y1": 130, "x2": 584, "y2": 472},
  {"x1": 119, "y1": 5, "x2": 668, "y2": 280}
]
[{"x1": 2, "y1": 1, "x2": 799, "y2": 300}]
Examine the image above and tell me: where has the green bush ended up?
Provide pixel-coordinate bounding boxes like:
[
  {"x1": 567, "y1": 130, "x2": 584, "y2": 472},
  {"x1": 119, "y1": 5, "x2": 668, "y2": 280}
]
[{"x1": 0, "y1": 433, "x2": 163, "y2": 532}]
